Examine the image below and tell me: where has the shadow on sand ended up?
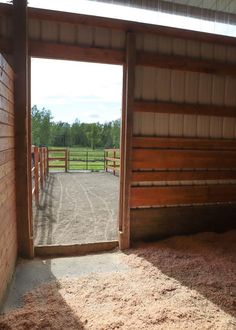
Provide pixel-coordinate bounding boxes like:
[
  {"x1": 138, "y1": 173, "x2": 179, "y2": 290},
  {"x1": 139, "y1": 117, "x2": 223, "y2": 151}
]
[
  {"x1": 0, "y1": 258, "x2": 85, "y2": 329},
  {"x1": 127, "y1": 230, "x2": 236, "y2": 319}
]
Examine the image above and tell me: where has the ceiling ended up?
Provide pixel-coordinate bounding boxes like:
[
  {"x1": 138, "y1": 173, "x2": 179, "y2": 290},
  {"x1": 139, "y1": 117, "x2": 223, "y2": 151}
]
[{"x1": 92, "y1": 0, "x2": 236, "y2": 23}]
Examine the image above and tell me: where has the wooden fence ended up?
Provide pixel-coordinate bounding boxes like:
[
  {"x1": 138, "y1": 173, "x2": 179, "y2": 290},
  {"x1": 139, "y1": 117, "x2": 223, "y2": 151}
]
[
  {"x1": 104, "y1": 149, "x2": 120, "y2": 175},
  {"x1": 48, "y1": 149, "x2": 68, "y2": 172},
  {"x1": 31, "y1": 146, "x2": 48, "y2": 205}
]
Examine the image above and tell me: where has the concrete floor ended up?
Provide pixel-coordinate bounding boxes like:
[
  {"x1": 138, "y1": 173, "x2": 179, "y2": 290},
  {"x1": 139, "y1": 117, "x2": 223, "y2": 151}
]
[
  {"x1": 1, "y1": 252, "x2": 129, "y2": 314},
  {"x1": 34, "y1": 172, "x2": 119, "y2": 245}
]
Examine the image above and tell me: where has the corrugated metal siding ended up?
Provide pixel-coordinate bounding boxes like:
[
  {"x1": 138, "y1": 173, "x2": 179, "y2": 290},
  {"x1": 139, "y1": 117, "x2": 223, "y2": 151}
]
[
  {"x1": 133, "y1": 33, "x2": 236, "y2": 190},
  {"x1": 134, "y1": 33, "x2": 236, "y2": 139},
  {"x1": 28, "y1": 19, "x2": 126, "y2": 50}
]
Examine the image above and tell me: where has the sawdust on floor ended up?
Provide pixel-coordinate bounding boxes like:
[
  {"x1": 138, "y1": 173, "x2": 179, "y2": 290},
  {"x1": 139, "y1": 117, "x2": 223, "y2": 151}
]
[{"x1": 0, "y1": 230, "x2": 236, "y2": 329}]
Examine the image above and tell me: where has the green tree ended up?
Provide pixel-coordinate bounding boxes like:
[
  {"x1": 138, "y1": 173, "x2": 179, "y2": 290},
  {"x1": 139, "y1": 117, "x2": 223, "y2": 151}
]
[{"x1": 31, "y1": 105, "x2": 52, "y2": 146}]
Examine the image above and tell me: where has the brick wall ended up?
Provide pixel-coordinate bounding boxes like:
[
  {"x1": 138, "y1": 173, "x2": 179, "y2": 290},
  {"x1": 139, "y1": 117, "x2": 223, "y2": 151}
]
[{"x1": 0, "y1": 53, "x2": 17, "y2": 305}]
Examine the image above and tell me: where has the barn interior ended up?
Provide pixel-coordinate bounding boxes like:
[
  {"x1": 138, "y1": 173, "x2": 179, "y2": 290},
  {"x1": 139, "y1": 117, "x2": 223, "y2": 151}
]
[{"x1": 0, "y1": 0, "x2": 236, "y2": 328}]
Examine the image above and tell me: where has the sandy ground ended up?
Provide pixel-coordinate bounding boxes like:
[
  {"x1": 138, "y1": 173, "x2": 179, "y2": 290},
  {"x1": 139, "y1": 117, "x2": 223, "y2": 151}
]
[
  {"x1": 34, "y1": 172, "x2": 119, "y2": 245},
  {"x1": 1, "y1": 230, "x2": 236, "y2": 329}
]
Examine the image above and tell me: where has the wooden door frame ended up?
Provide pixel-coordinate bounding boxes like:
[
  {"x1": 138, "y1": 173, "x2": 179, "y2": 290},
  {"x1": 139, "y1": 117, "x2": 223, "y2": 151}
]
[{"x1": 14, "y1": 0, "x2": 135, "y2": 255}]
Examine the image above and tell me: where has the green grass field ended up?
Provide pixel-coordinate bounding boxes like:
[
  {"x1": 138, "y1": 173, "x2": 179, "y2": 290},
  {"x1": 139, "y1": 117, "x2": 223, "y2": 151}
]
[{"x1": 48, "y1": 147, "x2": 120, "y2": 171}]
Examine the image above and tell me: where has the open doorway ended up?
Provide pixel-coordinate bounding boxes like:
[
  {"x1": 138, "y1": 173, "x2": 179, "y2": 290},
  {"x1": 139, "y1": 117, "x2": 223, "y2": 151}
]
[{"x1": 30, "y1": 58, "x2": 123, "y2": 247}]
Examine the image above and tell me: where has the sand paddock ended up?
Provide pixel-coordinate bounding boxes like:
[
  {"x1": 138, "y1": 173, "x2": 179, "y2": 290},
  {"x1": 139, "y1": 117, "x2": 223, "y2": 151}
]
[
  {"x1": 1, "y1": 230, "x2": 235, "y2": 329},
  {"x1": 34, "y1": 172, "x2": 119, "y2": 245}
]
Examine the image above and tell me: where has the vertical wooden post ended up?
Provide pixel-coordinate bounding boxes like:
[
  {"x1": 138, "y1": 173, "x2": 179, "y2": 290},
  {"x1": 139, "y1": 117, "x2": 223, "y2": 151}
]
[
  {"x1": 113, "y1": 150, "x2": 116, "y2": 175},
  {"x1": 47, "y1": 148, "x2": 49, "y2": 175},
  {"x1": 39, "y1": 148, "x2": 43, "y2": 188},
  {"x1": 119, "y1": 33, "x2": 136, "y2": 250},
  {"x1": 43, "y1": 148, "x2": 47, "y2": 179},
  {"x1": 34, "y1": 147, "x2": 39, "y2": 206},
  {"x1": 68, "y1": 149, "x2": 70, "y2": 171},
  {"x1": 14, "y1": 0, "x2": 33, "y2": 258},
  {"x1": 65, "y1": 149, "x2": 68, "y2": 172},
  {"x1": 105, "y1": 151, "x2": 107, "y2": 172}
]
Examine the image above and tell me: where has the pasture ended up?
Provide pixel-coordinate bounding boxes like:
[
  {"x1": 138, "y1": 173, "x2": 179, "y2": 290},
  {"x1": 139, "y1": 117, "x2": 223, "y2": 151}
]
[{"x1": 48, "y1": 147, "x2": 118, "y2": 171}]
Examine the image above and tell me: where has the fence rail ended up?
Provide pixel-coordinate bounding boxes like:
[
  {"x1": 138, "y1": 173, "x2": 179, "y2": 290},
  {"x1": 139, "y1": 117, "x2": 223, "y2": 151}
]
[
  {"x1": 44, "y1": 147, "x2": 120, "y2": 174},
  {"x1": 104, "y1": 148, "x2": 120, "y2": 176},
  {"x1": 31, "y1": 146, "x2": 48, "y2": 205},
  {"x1": 48, "y1": 148, "x2": 68, "y2": 172}
]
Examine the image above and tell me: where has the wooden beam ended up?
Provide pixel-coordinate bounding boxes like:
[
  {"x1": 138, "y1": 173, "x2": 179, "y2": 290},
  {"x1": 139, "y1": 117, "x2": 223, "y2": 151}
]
[
  {"x1": 132, "y1": 170, "x2": 236, "y2": 182},
  {"x1": 132, "y1": 136, "x2": 236, "y2": 150},
  {"x1": 130, "y1": 184, "x2": 236, "y2": 207},
  {"x1": 27, "y1": 6, "x2": 236, "y2": 47},
  {"x1": 13, "y1": 0, "x2": 33, "y2": 258},
  {"x1": 35, "y1": 241, "x2": 119, "y2": 257},
  {"x1": 118, "y1": 65, "x2": 126, "y2": 233},
  {"x1": 132, "y1": 149, "x2": 236, "y2": 170},
  {"x1": 130, "y1": 205, "x2": 236, "y2": 242},
  {"x1": 119, "y1": 33, "x2": 136, "y2": 250},
  {"x1": 1, "y1": 3, "x2": 236, "y2": 47},
  {"x1": 133, "y1": 100, "x2": 236, "y2": 117},
  {"x1": 29, "y1": 41, "x2": 125, "y2": 65},
  {"x1": 136, "y1": 52, "x2": 236, "y2": 76}
]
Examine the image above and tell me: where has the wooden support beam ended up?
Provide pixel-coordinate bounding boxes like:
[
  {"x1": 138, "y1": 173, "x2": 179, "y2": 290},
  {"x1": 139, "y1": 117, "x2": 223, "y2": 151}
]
[
  {"x1": 132, "y1": 136, "x2": 236, "y2": 150},
  {"x1": 26, "y1": 6, "x2": 236, "y2": 47},
  {"x1": 29, "y1": 41, "x2": 125, "y2": 65},
  {"x1": 132, "y1": 149, "x2": 236, "y2": 170},
  {"x1": 13, "y1": 0, "x2": 33, "y2": 258},
  {"x1": 1, "y1": 2, "x2": 236, "y2": 47},
  {"x1": 136, "y1": 52, "x2": 236, "y2": 76},
  {"x1": 35, "y1": 241, "x2": 119, "y2": 257},
  {"x1": 118, "y1": 65, "x2": 127, "y2": 232},
  {"x1": 133, "y1": 100, "x2": 236, "y2": 118},
  {"x1": 132, "y1": 170, "x2": 236, "y2": 182},
  {"x1": 119, "y1": 32, "x2": 136, "y2": 250},
  {"x1": 131, "y1": 184, "x2": 236, "y2": 208}
]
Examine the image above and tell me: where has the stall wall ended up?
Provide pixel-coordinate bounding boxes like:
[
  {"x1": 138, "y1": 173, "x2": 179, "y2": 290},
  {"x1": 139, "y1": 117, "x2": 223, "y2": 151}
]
[
  {"x1": 131, "y1": 33, "x2": 236, "y2": 241},
  {"x1": 0, "y1": 53, "x2": 17, "y2": 304}
]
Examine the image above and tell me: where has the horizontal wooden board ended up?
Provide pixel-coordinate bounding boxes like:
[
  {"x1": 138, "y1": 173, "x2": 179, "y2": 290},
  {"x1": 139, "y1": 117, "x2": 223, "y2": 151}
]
[
  {"x1": 30, "y1": 41, "x2": 125, "y2": 64},
  {"x1": 0, "y1": 136, "x2": 14, "y2": 152},
  {"x1": 0, "y1": 67, "x2": 13, "y2": 92},
  {"x1": 0, "y1": 95, "x2": 14, "y2": 114},
  {"x1": 132, "y1": 149, "x2": 236, "y2": 170},
  {"x1": 0, "y1": 53, "x2": 13, "y2": 76},
  {"x1": 132, "y1": 136, "x2": 236, "y2": 150},
  {"x1": 0, "y1": 109, "x2": 14, "y2": 125},
  {"x1": 35, "y1": 241, "x2": 119, "y2": 257},
  {"x1": 131, "y1": 184, "x2": 236, "y2": 207},
  {"x1": 0, "y1": 124, "x2": 14, "y2": 137},
  {"x1": 0, "y1": 80, "x2": 14, "y2": 103},
  {"x1": 133, "y1": 100, "x2": 236, "y2": 118},
  {"x1": 0, "y1": 160, "x2": 14, "y2": 180},
  {"x1": 136, "y1": 52, "x2": 236, "y2": 76},
  {"x1": 130, "y1": 205, "x2": 236, "y2": 242},
  {"x1": 0, "y1": 172, "x2": 15, "y2": 195},
  {"x1": 132, "y1": 170, "x2": 236, "y2": 182},
  {"x1": 105, "y1": 157, "x2": 120, "y2": 162},
  {"x1": 0, "y1": 149, "x2": 14, "y2": 166}
]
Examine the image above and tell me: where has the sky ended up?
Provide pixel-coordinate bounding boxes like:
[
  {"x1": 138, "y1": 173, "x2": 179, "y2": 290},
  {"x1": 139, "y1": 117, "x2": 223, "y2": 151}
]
[
  {"x1": 5, "y1": 0, "x2": 236, "y2": 124},
  {"x1": 31, "y1": 59, "x2": 123, "y2": 124}
]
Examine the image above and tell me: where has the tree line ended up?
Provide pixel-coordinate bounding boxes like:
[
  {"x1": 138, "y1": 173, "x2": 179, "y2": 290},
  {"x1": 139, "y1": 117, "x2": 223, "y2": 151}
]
[{"x1": 31, "y1": 105, "x2": 120, "y2": 149}]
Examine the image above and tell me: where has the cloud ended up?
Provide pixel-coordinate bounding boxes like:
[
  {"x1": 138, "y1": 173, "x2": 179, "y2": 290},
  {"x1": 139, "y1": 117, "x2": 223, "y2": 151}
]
[{"x1": 89, "y1": 114, "x2": 100, "y2": 119}]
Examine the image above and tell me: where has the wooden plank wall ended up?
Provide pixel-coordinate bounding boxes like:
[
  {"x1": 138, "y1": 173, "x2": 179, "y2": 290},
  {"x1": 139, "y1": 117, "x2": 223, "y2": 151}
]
[
  {"x1": 131, "y1": 33, "x2": 236, "y2": 242},
  {"x1": 0, "y1": 53, "x2": 17, "y2": 304},
  {"x1": 1, "y1": 4, "x2": 236, "y2": 245}
]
